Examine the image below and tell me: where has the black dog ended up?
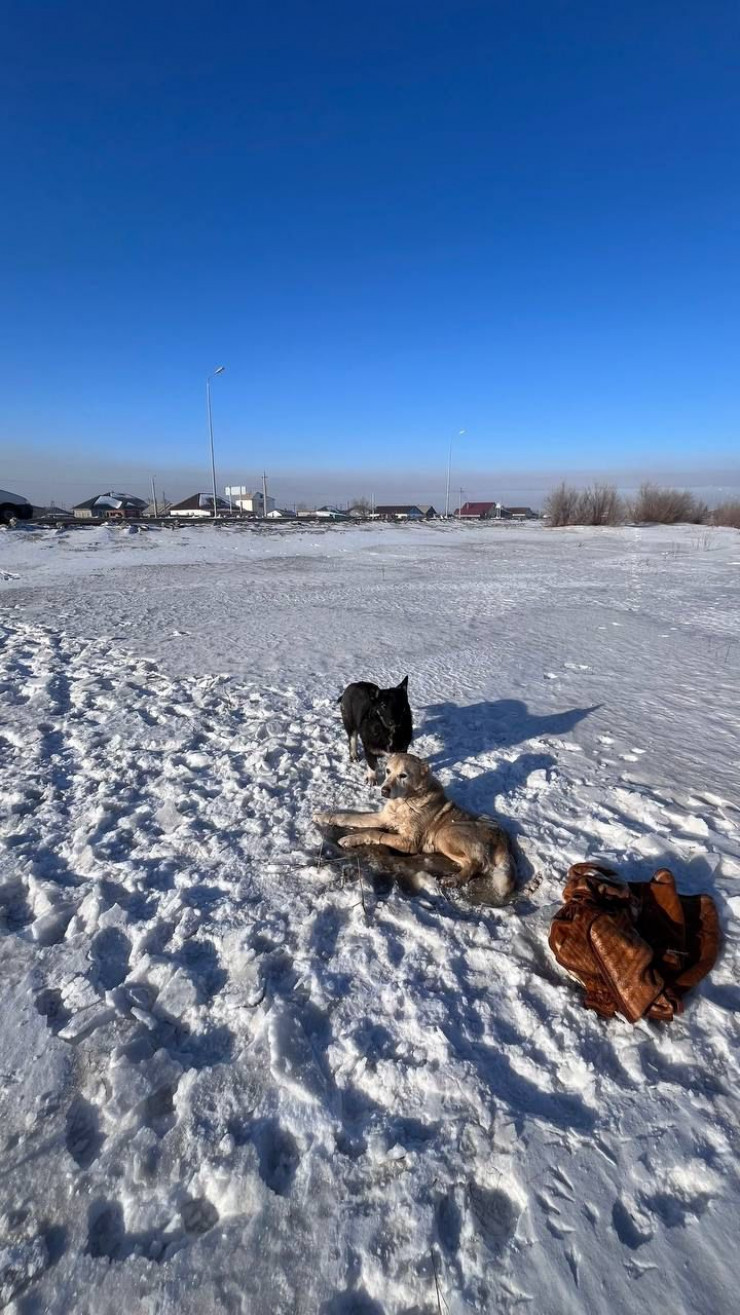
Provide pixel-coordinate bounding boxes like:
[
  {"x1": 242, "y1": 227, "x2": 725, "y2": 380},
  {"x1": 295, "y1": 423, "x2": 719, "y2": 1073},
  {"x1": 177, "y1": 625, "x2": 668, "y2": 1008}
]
[{"x1": 338, "y1": 677, "x2": 413, "y2": 777}]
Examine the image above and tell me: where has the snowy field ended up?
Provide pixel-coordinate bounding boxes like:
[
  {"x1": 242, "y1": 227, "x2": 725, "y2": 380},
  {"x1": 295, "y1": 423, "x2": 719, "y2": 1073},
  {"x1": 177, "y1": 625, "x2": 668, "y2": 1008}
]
[{"x1": 0, "y1": 519, "x2": 738, "y2": 1315}]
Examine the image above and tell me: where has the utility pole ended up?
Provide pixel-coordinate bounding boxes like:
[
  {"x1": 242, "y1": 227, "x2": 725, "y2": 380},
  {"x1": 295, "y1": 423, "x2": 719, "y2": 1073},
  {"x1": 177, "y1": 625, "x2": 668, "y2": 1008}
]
[
  {"x1": 262, "y1": 472, "x2": 269, "y2": 519},
  {"x1": 150, "y1": 477, "x2": 158, "y2": 518},
  {"x1": 444, "y1": 430, "x2": 465, "y2": 519},
  {"x1": 206, "y1": 366, "x2": 225, "y2": 519}
]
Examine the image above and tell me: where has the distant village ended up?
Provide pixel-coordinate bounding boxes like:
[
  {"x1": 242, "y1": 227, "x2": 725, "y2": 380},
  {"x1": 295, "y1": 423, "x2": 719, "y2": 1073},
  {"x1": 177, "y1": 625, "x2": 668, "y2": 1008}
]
[{"x1": 38, "y1": 489, "x2": 539, "y2": 524}]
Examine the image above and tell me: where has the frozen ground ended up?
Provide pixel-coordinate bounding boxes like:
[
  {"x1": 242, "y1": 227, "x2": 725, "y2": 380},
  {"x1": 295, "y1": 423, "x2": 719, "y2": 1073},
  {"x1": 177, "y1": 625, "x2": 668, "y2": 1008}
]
[{"x1": 0, "y1": 519, "x2": 738, "y2": 1314}]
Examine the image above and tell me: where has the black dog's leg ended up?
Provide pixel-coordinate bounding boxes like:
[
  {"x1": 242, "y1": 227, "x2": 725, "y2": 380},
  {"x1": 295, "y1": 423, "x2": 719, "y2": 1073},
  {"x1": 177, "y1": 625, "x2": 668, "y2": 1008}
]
[
  {"x1": 363, "y1": 746, "x2": 380, "y2": 783},
  {"x1": 348, "y1": 730, "x2": 359, "y2": 762}
]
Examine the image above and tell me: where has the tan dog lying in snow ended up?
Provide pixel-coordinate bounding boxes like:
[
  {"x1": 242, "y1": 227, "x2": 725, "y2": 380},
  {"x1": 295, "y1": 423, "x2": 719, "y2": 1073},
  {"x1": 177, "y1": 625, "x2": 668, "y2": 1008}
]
[{"x1": 314, "y1": 752, "x2": 515, "y2": 899}]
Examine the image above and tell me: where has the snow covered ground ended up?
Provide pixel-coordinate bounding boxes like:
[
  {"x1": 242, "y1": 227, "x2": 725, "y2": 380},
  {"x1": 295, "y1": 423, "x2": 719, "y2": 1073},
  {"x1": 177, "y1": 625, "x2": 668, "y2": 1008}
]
[{"x1": 0, "y1": 519, "x2": 738, "y2": 1314}]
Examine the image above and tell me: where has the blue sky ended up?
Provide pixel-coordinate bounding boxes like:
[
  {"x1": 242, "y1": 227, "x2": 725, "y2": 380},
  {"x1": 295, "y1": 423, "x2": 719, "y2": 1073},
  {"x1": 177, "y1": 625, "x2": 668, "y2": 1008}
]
[{"x1": 3, "y1": 0, "x2": 739, "y2": 502}]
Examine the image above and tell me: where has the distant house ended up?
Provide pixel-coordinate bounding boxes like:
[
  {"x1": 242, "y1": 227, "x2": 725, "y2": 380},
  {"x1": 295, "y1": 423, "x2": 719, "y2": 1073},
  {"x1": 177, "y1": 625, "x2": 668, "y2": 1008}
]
[
  {"x1": 416, "y1": 505, "x2": 438, "y2": 520},
  {"x1": 168, "y1": 493, "x2": 231, "y2": 517},
  {"x1": 231, "y1": 491, "x2": 276, "y2": 516},
  {"x1": 296, "y1": 506, "x2": 349, "y2": 521},
  {"x1": 502, "y1": 506, "x2": 538, "y2": 521},
  {"x1": 73, "y1": 492, "x2": 147, "y2": 521},
  {"x1": 452, "y1": 502, "x2": 538, "y2": 521},
  {"x1": 318, "y1": 506, "x2": 349, "y2": 520},
  {"x1": 375, "y1": 504, "x2": 425, "y2": 521},
  {"x1": 33, "y1": 505, "x2": 74, "y2": 521},
  {"x1": 455, "y1": 501, "x2": 497, "y2": 519}
]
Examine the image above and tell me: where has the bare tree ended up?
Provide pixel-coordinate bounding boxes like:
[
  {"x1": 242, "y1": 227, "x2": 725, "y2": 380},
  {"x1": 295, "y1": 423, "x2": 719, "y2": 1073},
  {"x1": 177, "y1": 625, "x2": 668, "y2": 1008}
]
[
  {"x1": 543, "y1": 482, "x2": 581, "y2": 526},
  {"x1": 630, "y1": 483, "x2": 708, "y2": 524},
  {"x1": 577, "y1": 483, "x2": 624, "y2": 525},
  {"x1": 350, "y1": 496, "x2": 371, "y2": 515},
  {"x1": 712, "y1": 500, "x2": 740, "y2": 529}
]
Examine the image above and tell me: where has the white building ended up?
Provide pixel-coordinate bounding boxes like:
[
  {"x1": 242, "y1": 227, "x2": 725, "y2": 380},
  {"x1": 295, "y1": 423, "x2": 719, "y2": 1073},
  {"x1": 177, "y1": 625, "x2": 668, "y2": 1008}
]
[{"x1": 225, "y1": 487, "x2": 276, "y2": 516}]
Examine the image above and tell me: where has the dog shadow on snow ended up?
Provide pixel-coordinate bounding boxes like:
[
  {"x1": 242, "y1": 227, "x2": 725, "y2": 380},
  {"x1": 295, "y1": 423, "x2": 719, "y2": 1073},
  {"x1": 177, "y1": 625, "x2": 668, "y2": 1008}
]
[
  {"x1": 420, "y1": 699, "x2": 600, "y2": 893},
  {"x1": 423, "y1": 698, "x2": 600, "y2": 772},
  {"x1": 422, "y1": 697, "x2": 600, "y2": 824}
]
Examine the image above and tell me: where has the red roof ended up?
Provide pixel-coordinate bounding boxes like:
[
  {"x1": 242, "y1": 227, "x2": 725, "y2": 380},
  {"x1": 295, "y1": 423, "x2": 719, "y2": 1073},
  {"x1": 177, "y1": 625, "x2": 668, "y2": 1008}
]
[{"x1": 458, "y1": 501, "x2": 496, "y2": 516}]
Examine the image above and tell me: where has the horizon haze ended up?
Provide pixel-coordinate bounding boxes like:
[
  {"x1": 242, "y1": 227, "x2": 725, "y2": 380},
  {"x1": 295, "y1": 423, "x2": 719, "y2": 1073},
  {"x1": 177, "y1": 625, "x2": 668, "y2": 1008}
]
[{"x1": 4, "y1": 440, "x2": 739, "y2": 512}]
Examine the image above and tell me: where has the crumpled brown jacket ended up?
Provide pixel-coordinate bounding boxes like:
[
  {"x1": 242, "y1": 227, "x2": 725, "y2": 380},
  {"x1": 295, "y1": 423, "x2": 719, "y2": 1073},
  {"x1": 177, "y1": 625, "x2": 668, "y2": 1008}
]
[{"x1": 549, "y1": 863, "x2": 720, "y2": 1023}]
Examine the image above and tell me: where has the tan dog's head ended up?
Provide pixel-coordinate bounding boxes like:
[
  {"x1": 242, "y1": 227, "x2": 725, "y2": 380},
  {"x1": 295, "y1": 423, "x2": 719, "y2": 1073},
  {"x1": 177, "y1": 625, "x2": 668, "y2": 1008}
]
[{"x1": 380, "y1": 752, "x2": 430, "y2": 799}]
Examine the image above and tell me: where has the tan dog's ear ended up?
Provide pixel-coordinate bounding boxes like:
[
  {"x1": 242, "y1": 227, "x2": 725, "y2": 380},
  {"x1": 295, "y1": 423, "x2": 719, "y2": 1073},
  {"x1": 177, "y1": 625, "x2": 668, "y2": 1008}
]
[{"x1": 420, "y1": 762, "x2": 430, "y2": 778}]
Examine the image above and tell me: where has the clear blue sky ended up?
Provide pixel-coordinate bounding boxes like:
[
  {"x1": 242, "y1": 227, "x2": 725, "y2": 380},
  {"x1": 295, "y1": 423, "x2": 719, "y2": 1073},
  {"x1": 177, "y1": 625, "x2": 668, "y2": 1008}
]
[{"x1": 3, "y1": 0, "x2": 739, "y2": 494}]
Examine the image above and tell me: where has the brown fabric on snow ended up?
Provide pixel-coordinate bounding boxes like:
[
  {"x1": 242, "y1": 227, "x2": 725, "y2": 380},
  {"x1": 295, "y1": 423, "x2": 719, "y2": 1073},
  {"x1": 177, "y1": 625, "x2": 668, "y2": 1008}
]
[{"x1": 549, "y1": 862, "x2": 720, "y2": 1023}]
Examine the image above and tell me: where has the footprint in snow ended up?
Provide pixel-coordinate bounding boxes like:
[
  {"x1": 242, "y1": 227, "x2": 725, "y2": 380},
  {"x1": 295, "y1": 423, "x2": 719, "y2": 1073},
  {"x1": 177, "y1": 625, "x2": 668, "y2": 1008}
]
[
  {"x1": 89, "y1": 927, "x2": 131, "y2": 991},
  {"x1": 435, "y1": 1190, "x2": 463, "y2": 1256},
  {"x1": 252, "y1": 1118, "x2": 301, "y2": 1196},
  {"x1": 467, "y1": 1182, "x2": 522, "y2": 1256},
  {"x1": 179, "y1": 1197, "x2": 220, "y2": 1236},
  {"x1": 34, "y1": 987, "x2": 72, "y2": 1035},
  {"x1": 65, "y1": 1095, "x2": 105, "y2": 1170},
  {"x1": 611, "y1": 1197, "x2": 653, "y2": 1249}
]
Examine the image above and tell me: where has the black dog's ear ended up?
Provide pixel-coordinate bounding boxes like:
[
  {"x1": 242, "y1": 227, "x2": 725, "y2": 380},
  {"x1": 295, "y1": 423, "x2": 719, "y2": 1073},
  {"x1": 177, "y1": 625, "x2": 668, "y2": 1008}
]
[{"x1": 398, "y1": 675, "x2": 408, "y2": 690}]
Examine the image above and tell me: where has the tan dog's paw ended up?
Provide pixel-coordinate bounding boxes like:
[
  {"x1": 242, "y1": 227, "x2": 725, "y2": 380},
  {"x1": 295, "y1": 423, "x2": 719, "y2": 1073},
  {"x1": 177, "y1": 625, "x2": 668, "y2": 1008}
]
[
  {"x1": 440, "y1": 872, "x2": 464, "y2": 889},
  {"x1": 339, "y1": 833, "x2": 366, "y2": 849},
  {"x1": 313, "y1": 811, "x2": 335, "y2": 827}
]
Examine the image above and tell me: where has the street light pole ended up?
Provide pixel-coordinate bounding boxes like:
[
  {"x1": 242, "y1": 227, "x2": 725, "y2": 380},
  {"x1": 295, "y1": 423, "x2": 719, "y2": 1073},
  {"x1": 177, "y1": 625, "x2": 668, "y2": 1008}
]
[
  {"x1": 206, "y1": 366, "x2": 226, "y2": 519},
  {"x1": 444, "y1": 429, "x2": 465, "y2": 519}
]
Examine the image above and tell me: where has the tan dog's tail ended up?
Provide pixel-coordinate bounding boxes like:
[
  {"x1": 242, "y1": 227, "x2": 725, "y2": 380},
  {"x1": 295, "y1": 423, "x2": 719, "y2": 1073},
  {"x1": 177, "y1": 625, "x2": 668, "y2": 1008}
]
[{"x1": 486, "y1": 830, "x2": 516, "y2": 900}]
